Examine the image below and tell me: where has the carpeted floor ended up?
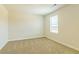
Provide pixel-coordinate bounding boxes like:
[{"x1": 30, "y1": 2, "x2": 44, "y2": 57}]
[{"x1": 0, "y1": 37, "x2": 79, "y2": 54}]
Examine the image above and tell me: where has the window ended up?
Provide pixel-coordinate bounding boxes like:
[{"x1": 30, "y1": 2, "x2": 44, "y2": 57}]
[{"x1": 50, "y1": 15, "x2": 58, "y2": 34}]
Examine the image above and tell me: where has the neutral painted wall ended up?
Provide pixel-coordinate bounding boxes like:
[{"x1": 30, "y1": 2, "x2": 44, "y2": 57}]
[
  {"x1": 8, "y1": 10, "x2": 44, "y2": 41},
  {"x1": 0, "y1": 5, "x2": 8, "y2": 49},
  {"x1": 45, "y1": 5, "x2": 79, "y2": 51}
]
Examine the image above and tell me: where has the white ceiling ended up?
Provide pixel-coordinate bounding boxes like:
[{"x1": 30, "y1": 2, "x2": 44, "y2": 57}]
[{"x1": 4, "y1": 4, "x2": 64, "y2": 15}]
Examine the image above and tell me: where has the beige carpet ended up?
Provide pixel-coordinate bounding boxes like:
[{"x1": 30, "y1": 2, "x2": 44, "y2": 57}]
[{"x1": 0, "y1": 37, "x2": 79, "y2": 54}]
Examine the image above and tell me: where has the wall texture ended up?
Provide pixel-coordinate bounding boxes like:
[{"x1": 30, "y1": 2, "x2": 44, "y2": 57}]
[
  {"x1": 45, "y1": 5, "x2": 79, "y2": 51},
  {"x1": 8, "y1": 10, "x2": 44, "y2": 41},
  {"x1": 0, "y1": 5, "x2": 8, "y2": 49}
]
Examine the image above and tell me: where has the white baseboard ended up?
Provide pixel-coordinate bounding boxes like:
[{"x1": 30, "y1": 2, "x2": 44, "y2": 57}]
[
  {"x1": 0, "y1": 35, "x2": 44, "y2": 50},
  {"x1": 8, "y1": 35, "x2": 79, "y2": 51},
  {"x1": 46, "y1": 36, "x2": 79, "y2": 51},
  {"x1": 0, "y1": 41, "x2": 8, "y2": 50},
  {"x1": 8, "y1": 35, "x2": 44, "y2": 41}
]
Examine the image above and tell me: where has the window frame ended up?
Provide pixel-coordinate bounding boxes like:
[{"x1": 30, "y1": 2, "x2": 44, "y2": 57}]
[{"x1": 50, "y1": 15, "x2": 58, "y2": 34}]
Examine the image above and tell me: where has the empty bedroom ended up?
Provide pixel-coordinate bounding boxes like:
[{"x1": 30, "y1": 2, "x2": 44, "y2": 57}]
[{"x1": 0, "y1": 4, "x2": 79, "y2": 54}]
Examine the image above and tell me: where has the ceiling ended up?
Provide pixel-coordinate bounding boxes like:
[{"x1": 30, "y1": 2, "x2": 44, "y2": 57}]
[{"x1": 4, "y1": 4, "x2": 65, "y2": 15}]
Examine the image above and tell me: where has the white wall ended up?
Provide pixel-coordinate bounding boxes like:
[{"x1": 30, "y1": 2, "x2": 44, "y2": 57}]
[
  {"x1": 0, "y1": 5, "x2": 8, "y2": 49},
  {"x1": 8, "y1": 10, "x2": 44, "y2": 41},
  {"x1": 45, "y1": 5, "x2": 79, "y2": 51}
]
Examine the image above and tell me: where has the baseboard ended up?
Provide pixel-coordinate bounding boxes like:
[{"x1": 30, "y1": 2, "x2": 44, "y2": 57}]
[
  {"x1": 8, "y1": 35, "x2": 79, "y2": 51},
  {"x1": 46, "y1": 36, "x2": 79, "y2": 51},
  {"x1": 0, "y1": 41, "x2": 8, "y2": 50},
  {"x1": 8, "y1": 35, "x2": 44, "y2": 41}
]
